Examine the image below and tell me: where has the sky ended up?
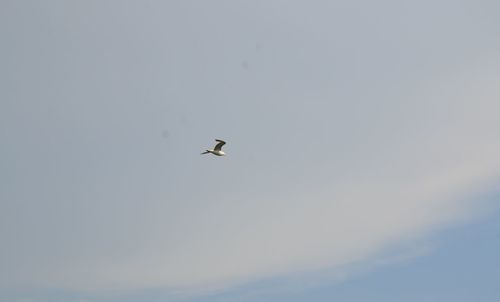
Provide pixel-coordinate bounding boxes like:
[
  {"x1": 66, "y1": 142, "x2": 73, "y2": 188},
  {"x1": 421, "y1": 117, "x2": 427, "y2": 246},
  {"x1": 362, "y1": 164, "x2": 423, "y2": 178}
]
[{"x1": 1, "y1": 0, "x2": 500, "y2": 301}]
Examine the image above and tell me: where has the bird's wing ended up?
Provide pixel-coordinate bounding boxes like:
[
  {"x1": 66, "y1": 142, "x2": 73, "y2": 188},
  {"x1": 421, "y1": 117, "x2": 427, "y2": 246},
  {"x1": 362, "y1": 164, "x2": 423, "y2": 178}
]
[{"x1": 214, "y1": 139, "x2": 226, "y2": 151}]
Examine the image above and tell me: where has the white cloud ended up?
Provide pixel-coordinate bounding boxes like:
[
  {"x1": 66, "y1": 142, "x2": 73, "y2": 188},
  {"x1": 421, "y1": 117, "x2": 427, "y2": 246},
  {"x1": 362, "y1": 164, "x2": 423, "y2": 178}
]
[
  {"x1": 2, "y1": 0, "x2": 500, "y2": 296},
  {"x1": 12, "y1": 56, "x2": 500, "y2": 293}
]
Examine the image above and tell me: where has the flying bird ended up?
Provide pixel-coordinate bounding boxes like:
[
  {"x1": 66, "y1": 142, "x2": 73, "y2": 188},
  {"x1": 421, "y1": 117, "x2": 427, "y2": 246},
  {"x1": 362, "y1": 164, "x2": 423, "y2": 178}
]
[{"x1": 201, "y1": 139, "x2": 226, "y2": 156}]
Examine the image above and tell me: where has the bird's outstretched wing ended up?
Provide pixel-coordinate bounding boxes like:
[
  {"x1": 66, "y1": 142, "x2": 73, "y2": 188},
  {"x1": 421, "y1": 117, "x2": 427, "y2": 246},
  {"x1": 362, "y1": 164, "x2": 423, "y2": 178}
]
[{"x1": 214, "y1": 139, "x2": 226, "y2": 151}]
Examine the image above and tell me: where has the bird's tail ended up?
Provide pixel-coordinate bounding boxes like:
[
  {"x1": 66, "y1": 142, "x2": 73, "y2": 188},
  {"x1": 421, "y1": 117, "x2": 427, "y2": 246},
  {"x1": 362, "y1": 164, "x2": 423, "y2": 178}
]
[{"x1": 201, "y1": 150, "x2": 210, "y2": 155}]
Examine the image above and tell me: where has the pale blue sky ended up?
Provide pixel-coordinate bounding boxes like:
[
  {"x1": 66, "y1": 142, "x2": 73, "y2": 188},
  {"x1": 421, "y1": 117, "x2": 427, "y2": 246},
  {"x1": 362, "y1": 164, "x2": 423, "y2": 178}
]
[{"x1": 1, "y1": 1, "x2": 500, "y2": 301}]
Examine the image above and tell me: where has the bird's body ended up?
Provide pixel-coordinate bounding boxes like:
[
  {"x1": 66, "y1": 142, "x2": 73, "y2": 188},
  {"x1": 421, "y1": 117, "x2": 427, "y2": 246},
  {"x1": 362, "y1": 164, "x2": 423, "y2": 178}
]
[
  {"x1": 202, "y1": 149, "x2": 225, "y2": 156},
  {"x1": 202, "y1": 139, "x2": 226, "y2": 156}
]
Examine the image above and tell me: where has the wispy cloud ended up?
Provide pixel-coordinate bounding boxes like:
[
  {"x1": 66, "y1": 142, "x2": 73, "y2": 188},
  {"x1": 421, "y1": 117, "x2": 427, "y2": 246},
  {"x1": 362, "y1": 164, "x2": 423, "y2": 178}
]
[
  {"x1": 1, "y1": 0, "x2": 500, "y2": 297},
  {"x1": 9, "y1": 57, "x2": 500, "y2": 294}
]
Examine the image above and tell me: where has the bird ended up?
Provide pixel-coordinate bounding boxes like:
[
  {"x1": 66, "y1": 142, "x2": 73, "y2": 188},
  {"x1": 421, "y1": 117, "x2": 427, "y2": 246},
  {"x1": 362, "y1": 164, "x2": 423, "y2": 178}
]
[{"x1": 201, "y1": 139, "x2": 226, "y2": 156}]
